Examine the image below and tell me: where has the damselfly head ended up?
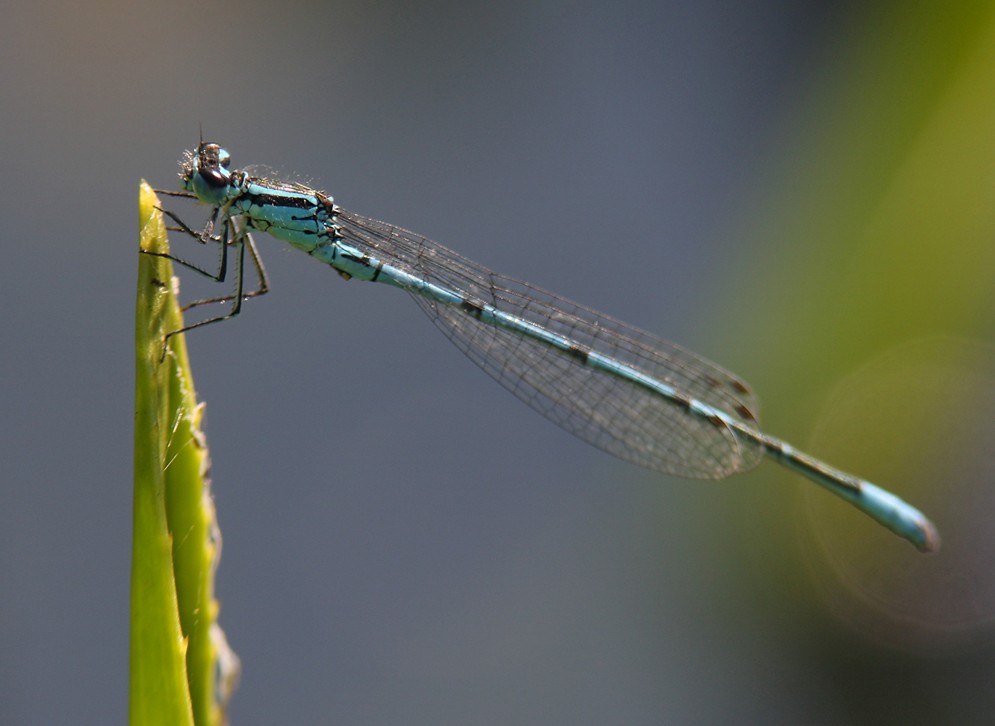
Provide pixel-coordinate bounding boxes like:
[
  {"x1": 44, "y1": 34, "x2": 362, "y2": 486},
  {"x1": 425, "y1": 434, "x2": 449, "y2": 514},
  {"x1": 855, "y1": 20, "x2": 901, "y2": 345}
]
[{"x1": 180, "y1": 142, "x2": 234, "y2": 206}]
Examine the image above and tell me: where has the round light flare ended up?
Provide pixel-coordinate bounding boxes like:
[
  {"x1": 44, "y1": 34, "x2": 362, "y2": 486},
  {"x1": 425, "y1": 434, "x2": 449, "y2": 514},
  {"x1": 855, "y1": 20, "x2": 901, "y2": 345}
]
[{"x1": 802, "y1": 338, "x2": 995, "y2": 653}]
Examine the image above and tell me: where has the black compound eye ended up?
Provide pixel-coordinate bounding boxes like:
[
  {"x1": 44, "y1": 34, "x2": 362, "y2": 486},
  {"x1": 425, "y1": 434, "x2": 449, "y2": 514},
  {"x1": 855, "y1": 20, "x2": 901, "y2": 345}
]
[
  {"x1": 200, "y1": 168, "x2": 228, "y2": 188},
  {"x1": 192, "y1": 143, "x2": 233, "y2": 187}
]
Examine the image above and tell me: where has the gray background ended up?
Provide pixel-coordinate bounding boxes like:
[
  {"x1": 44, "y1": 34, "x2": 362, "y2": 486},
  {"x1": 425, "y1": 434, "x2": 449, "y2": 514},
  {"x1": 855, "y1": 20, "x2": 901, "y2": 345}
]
[{"x1": 3, "y1": 1, "x2": 995, "y2": 724}]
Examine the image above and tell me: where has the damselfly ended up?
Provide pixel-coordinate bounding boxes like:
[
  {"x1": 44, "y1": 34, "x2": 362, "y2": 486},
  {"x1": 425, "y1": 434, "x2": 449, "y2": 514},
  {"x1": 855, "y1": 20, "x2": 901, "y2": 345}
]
[{"x1": 147, "y1": 141, "x2": 940, "y2": 552}]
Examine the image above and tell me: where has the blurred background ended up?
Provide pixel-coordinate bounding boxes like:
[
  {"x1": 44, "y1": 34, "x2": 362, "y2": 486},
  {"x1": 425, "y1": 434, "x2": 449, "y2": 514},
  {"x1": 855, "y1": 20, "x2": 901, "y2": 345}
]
[{"x1": 3, "y1": 0, "x2": 995, "y2": 723}]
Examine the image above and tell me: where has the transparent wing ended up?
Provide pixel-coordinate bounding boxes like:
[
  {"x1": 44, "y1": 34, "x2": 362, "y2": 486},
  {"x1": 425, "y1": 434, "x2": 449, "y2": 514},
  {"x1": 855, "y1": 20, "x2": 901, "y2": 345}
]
[{"x1": 335, "y1": 209, "x2": 765, "y2": 478}]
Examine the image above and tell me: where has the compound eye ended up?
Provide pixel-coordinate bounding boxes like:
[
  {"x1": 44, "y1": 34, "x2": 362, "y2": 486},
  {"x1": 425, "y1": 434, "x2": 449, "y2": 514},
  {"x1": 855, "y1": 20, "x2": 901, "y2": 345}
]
[
  {"x1": 201, "y1": 168, "x2": 228, "y2": 188},
  {"x1": 197, "y1": 143, "x2": 229, "y2": 168},
  {"x1": 194, "y1": 144, "x2": 232, "y2": 187}
]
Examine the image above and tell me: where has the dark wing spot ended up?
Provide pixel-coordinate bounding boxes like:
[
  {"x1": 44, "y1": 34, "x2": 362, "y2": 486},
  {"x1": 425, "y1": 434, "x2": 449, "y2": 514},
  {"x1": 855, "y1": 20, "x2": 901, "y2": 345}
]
[
  {"x1": 729, "y1": 379, "x2": 750, "y2": 395},
  {"x1": 735, "y1": 404, "x2": 756, "y2": 422}
]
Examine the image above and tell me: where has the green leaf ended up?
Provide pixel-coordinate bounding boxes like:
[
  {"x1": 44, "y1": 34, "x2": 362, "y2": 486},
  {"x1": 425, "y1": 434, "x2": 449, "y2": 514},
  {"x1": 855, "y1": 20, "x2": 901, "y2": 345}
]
[{"x1": 131, "y1": 183, "x2": 237, "y2": 726}]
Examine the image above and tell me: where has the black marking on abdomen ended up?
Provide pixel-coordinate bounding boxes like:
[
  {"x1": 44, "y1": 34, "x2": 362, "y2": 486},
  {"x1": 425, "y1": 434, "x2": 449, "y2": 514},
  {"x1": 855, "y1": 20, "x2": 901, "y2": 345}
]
[
  {"x1": 460, "y1": 300, "x2": 484, "y2": 319},
  {"x1": 567, "y1": 344, "x2": 590, "y2": 364},
  {"x1": 370, "y1": 261, "x2": 384, "y2": 282},
  {"x1": 764, "y1": 438, "x2": 786, "y2": 459},
  {"x1": 342, "y1": 251, "x2": 373, "y2": 268},
  {"x1": 672, "y1": 393, "x2": 692, "y2": 411}
]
